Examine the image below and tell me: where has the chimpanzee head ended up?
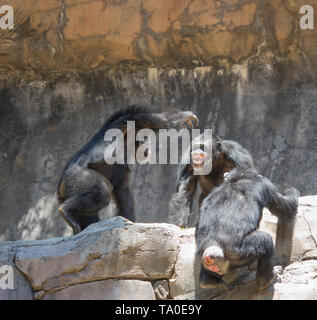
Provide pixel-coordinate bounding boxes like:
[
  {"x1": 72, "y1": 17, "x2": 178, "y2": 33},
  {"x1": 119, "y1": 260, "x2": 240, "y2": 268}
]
[
  {"x1": 190, "y1": 135, "x2": 221, "y2": 175},
  {"x1": 191, "y1": 137, "x2": 254, "y2": 176}
]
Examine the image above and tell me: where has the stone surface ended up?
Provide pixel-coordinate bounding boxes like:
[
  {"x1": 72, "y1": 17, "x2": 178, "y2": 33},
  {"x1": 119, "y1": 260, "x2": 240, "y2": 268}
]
[
  {"x1": 0, "y1": 243, "x2": 33, "y2": 300},
  {"x1": 153, "y1": 280, "x2": 170, "y2": 300},
  {"x1": 43, "y1": 279, "x2": 155, "y2": 300},
  {"x1": 15, "y1": 217, "x2": 181, "y2": 292},
  {"x1": 0, "y1": 196, "x2": 316, "y2": 299},
  {"x1": 169, "y1": 232, "x2": 196, "y2": 299},
  {"x1": 273, "y1": 260, "x2": 317, "y2": 300}
]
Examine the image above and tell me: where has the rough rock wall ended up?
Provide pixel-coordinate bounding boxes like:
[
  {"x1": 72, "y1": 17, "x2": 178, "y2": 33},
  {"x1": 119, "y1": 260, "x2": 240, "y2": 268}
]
[
  {"x1": 1, "y1": 0, "x2": 317, "y2": 75},
  {"x1": 0, "y1": 0, "x2": 317, "y2": 240},
  {"x1": 0, "y1": 196, "x2": 316, "y2": 300}
]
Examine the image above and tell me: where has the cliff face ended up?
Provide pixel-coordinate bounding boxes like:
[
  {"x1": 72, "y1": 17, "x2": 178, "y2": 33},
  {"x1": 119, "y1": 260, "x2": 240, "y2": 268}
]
[
  {"x1": 1, "y1": 0, "x2": 317, "y2": 76},
  {"x1": 0, "y1": 1, "x2": 317, "y2": 240}
]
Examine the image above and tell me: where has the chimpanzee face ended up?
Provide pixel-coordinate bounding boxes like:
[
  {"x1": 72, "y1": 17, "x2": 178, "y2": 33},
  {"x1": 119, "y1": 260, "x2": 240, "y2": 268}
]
[
  {"x1": 191, "y1": 144, "x2": 207, "y2": 169},
  {"x1": 191, "y1": 140, "x2": 214, "y2": 174}
]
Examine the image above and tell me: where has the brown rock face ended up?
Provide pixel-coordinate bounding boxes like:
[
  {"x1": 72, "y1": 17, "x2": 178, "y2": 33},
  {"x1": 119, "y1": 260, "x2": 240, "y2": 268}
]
[{"x1": 0, "y1": 0, "x2": 316, "y2": 77}]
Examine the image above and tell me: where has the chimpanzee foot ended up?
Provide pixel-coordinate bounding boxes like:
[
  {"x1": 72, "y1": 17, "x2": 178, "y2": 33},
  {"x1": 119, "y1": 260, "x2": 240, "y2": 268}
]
[
  {"x1": 58, "y1": 207, "x2": 81, "y2": 235},
  {"x1": 256, "y1": 273, "x2": 275, "y2": 292},
  {"x1": 199, "y1": 267, "x2": 231, "y2": 291}
]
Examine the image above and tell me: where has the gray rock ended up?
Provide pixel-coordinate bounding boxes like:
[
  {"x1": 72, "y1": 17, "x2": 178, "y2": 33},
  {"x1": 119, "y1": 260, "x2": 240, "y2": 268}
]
[
  {"x1": 169, "y1": 231, "x2": 196, "y2": 299},
  {"x1": 273, "y1": 260, "x2": 317, "y2": 300},
  {"x1": 15, "y1": 217, "x2": 181, "y2": 292},
  {"x1": 43, "y1": 279, "x2": 155, "y2": 300},
  {"x1": 153, "y1": 280, "x2": 170, "y2": 300},
  {"x1": 0, "y1": 243, "x2": 33, "y2": 300}
]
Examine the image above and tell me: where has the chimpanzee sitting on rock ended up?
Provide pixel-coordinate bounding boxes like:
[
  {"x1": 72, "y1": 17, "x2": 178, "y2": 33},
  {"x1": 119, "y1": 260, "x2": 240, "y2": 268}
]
[
  {"x1": 196, "y1": 165, "x2": 300, "y2": 292},
  {"x1": 57, "y1": 106, "x2": 198, "y2": 235}
]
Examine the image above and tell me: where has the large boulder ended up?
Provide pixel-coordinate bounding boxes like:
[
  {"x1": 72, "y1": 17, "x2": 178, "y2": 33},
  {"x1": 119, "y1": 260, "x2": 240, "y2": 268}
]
[{"x1": 14, "y1": 217, "x2": 181, "y2": 297}]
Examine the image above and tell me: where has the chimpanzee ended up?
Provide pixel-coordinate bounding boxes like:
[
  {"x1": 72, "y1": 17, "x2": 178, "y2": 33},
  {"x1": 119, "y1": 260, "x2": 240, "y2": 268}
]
[
  {"x1": 169, "y1": 134, "x2": 254, "y2": 227},
  {"x1": 196, "y1": 165, "x2": 300, "y2": 292},
  {"x1": 57, "y1": 106, "x2": 199, "y2": 234}
]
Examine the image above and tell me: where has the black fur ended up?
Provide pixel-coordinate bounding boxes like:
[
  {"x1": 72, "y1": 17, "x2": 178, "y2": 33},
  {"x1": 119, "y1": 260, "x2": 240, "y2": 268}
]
[
  {"x1": 57, "y1": 106, "x2": 198, "y2": 234},
  {"x1": 196, "y1": 165, "x2": 299, "y2": 291},
  {"x1": 169, "y1": 135, "x2": 254, "y2": 227}
]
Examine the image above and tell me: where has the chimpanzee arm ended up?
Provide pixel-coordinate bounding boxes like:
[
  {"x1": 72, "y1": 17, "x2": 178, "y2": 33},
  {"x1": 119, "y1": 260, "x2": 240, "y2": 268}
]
[
  {"x1": 261, "y1": 178, "x2": 299, "y2": 221},
  {"x1": 261, "y1": 177, "x2": 300, "y2": 264},
  {"x1": 129, "y1": 110, "x2": 199, "y2": 131},
  {"x1": 168, "y1": 164, "x2": 197, "y2": 227}
]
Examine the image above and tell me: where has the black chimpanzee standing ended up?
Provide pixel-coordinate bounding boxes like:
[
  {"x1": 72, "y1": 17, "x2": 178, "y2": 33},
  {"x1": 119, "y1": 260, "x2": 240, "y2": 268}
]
[
  {"x1": 57, "y1": 106, "x2": 198, "y2": 234},
  {"x1": 196, "y1": 165, "x2": 300, "y2": 292}
]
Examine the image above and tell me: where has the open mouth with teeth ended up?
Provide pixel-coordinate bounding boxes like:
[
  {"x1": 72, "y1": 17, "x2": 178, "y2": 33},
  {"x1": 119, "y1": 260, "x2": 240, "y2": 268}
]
[{"x1": 192, "y1": 153, "x2": 205, "y2": 168}]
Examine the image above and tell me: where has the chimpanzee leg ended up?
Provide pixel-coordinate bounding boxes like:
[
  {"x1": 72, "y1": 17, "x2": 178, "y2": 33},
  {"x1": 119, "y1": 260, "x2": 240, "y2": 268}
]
[
  {"x1": 113, "y1": 170, "x2": 135, "y2": 222},
  {"x1": 59, "y1": 200, "x2": 81, "y2": 235},
  {"x1": 113, "y1": 185, "x2": 135, "y2": 222},
  {"x1": 237, "y1": 230, "x2": 274, "y2": 291},
  {"x1": 59, "y1": 172, "x2": 112, "y2": 234},
  {"x1": 77, "y1": 215, "x2": 100, "y2": 230},
  {"x1": 59, "y1": 190, "x2": 109, "y2": 234}
]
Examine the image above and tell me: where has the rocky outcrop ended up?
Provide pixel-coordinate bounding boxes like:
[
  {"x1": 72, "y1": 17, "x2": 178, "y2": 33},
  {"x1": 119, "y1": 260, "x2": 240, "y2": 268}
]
[
  {"x1": 0, "y1": 195, "x2": 316, "y2": 300},
  {"x1": 0, "y1": 1, "x2": 316, "y2": 79}
]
